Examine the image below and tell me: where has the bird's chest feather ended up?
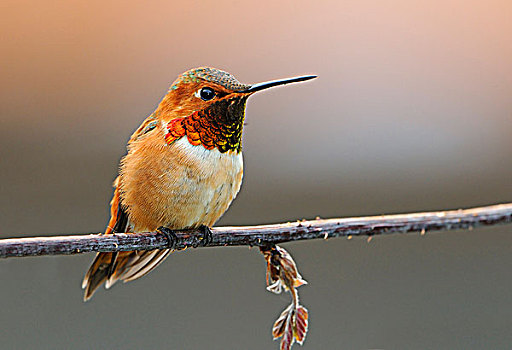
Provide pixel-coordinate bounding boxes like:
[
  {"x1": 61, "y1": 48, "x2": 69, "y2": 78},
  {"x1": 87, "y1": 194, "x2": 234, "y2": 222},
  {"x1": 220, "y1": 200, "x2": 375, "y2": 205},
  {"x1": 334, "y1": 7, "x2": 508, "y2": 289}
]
[{"x1": 120, "y1": 134, "x2": 243, "y2": 231}]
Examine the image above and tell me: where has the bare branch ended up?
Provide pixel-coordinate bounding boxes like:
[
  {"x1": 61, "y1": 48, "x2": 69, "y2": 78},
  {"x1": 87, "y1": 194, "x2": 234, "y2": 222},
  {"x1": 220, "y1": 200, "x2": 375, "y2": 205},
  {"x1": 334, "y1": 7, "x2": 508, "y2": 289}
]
[{"x1": 1, "y1": 203, "x2": 512, "y2": 259}]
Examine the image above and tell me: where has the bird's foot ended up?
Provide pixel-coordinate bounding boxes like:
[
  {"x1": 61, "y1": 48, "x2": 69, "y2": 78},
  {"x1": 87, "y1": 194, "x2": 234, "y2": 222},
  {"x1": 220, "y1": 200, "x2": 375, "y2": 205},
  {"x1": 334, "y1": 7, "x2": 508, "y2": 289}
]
[
  {"x1": 157, "y1": 226, "x2": 178, "y2": 249},
  {"x1": 198, "y1": 225, "x2": 213, "y2": 247}
]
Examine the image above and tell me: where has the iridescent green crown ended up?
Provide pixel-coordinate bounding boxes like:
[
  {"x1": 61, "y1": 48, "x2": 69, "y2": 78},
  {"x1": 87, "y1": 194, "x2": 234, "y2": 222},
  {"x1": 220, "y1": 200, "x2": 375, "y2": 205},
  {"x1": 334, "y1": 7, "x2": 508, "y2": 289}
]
[{"x1": 170, "y1": 67, "x2": 250, "y2": 91}]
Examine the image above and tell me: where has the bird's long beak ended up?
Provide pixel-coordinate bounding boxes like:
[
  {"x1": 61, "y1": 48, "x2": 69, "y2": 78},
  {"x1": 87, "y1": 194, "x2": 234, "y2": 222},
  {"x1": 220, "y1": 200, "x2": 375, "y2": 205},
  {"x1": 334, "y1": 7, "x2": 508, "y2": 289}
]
[{"x1": 240, "y1": 75, "x2": 317, "y2": 93}]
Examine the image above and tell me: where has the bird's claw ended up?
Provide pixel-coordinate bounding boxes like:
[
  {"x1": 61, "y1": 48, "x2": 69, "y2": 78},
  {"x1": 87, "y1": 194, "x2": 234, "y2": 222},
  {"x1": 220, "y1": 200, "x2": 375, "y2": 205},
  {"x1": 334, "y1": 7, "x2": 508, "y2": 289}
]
[
  {"x1": 157, "y1": 226, "x2": 178, "y2": 249},
  {"x1": 198, "y1": 225, "x2": 213, "y2": 246}
]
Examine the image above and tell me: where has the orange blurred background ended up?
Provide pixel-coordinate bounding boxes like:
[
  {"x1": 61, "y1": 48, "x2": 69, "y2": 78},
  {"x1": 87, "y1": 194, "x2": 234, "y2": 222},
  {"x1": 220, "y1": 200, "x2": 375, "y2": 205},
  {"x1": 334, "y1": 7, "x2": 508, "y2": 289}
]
[{"x1": 1, "y1": 0, "x2": 512, "y2": 348}]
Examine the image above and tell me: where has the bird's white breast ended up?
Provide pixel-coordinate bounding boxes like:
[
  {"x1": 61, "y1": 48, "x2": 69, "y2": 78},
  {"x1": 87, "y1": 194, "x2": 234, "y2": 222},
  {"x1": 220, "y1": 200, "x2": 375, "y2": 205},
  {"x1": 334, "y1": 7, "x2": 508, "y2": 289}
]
[
  {"x1": 173, "y1": 137, "x2": 243, "y2": 179},
  {"x1": 165, "y1": 137, "x2": 244, "y2": 227}
]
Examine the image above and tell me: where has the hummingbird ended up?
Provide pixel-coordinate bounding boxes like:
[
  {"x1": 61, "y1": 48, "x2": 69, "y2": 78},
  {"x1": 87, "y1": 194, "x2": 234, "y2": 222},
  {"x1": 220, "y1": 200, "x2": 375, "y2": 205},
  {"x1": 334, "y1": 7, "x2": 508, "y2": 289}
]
[{"x1": 82, "y1": 67, "x2": 316, "y2": 301}]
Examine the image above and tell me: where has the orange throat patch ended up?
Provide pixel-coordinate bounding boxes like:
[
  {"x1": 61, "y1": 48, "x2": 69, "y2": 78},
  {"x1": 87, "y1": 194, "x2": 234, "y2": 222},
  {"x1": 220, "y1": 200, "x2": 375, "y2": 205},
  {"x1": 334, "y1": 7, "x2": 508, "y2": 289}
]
[{"x1": 164, "y1": 97, "x2": 247, "y2": 153}]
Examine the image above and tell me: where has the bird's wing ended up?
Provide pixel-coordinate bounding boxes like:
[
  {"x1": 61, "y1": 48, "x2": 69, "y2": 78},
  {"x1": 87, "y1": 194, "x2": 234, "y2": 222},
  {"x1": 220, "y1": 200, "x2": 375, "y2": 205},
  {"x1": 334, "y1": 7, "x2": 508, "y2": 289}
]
[
  {"x1": 128, "y1": 114, "x2": 160, "y2": 143},
  {"x1": 82, "y1": 115, "x2": 174, "y2": 301}
]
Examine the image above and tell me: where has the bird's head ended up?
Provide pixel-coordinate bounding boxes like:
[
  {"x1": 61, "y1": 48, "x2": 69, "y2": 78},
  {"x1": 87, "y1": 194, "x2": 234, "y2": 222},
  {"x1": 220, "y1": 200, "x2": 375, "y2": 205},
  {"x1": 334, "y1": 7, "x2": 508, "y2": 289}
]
[{"x1": 156, "y1": 67, "x2": 316, "y2": 153}]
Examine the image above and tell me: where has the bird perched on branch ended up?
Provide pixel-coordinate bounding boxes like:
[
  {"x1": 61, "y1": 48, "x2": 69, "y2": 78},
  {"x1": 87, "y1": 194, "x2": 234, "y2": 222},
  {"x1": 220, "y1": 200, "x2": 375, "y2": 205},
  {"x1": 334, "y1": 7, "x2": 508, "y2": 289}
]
[{"x1": 82, "y1": 67, "x2": 316, "y2": 301}]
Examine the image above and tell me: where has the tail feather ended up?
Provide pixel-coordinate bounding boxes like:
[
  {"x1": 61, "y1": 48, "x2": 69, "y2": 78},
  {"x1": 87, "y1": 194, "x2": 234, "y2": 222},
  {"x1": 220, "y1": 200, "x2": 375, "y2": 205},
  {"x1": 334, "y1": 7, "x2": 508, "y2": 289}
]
[
  {"x1": 122, "y1": 249, "x2": 171, "y2": 282},
  {"x1": 82, "y1": 252, "x2": 116, "y2": 301},
  {"x1": 105, "y1": 249, "x2": 168, "y2": 287},
  {"x1": 83, "y1": 249, "x2": 172, "y2": 300}
]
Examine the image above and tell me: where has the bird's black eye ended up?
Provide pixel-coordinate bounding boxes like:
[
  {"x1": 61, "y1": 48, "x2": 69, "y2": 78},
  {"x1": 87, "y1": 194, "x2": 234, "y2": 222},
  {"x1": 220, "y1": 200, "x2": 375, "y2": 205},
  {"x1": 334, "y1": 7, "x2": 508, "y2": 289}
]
[{"x1": 199, "y1": 87, "x2": 216, "y2": 101}]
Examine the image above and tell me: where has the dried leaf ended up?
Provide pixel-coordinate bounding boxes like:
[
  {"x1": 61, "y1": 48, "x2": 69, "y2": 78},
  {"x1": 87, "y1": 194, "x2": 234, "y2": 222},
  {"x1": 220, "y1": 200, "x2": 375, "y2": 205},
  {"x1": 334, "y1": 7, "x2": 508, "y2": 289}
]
[
  {"x1": 293, "y1": 305, "x2": 309, "y2": 345},
  {"x1": 261, "y1": 245, "x2": 309, "y2": 349},
  {"x1": 267, "y1": 280, "x2": 283, "y2": 294},
  {"x1": 272, "y1": 304, "x2": 292, "y2": 339},
  {"x1": 262, "y1": 247, "x2": 280, "y2": 288},
  {"x1": 293, "y1": 277, "x2": 308, "y2": 288},
  {"x1": 280, "y1": 313, "x2": 294, "y2": 350}
]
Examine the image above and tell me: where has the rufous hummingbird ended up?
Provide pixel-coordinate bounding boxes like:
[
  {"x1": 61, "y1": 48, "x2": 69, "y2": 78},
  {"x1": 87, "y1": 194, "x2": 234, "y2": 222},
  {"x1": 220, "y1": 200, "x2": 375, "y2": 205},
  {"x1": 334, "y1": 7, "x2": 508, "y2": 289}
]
[{"x1": 82, "y1": 67, "x2": 316, "y2": 301}]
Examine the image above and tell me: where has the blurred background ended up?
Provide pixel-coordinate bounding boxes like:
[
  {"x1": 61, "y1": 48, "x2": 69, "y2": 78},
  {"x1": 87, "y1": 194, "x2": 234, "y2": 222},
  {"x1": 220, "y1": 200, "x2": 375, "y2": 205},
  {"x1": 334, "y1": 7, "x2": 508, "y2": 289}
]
[{"x1": 1, "y1": 0, "x2": 512, "y2": 349}]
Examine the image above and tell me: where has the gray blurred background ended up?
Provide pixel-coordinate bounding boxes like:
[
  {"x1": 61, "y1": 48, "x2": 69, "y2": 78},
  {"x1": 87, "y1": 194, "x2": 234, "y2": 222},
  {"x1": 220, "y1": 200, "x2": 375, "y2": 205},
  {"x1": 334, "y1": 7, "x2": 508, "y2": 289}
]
[{"x1": 1, "y1": 0, "x2": 512, "y2": 349}]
